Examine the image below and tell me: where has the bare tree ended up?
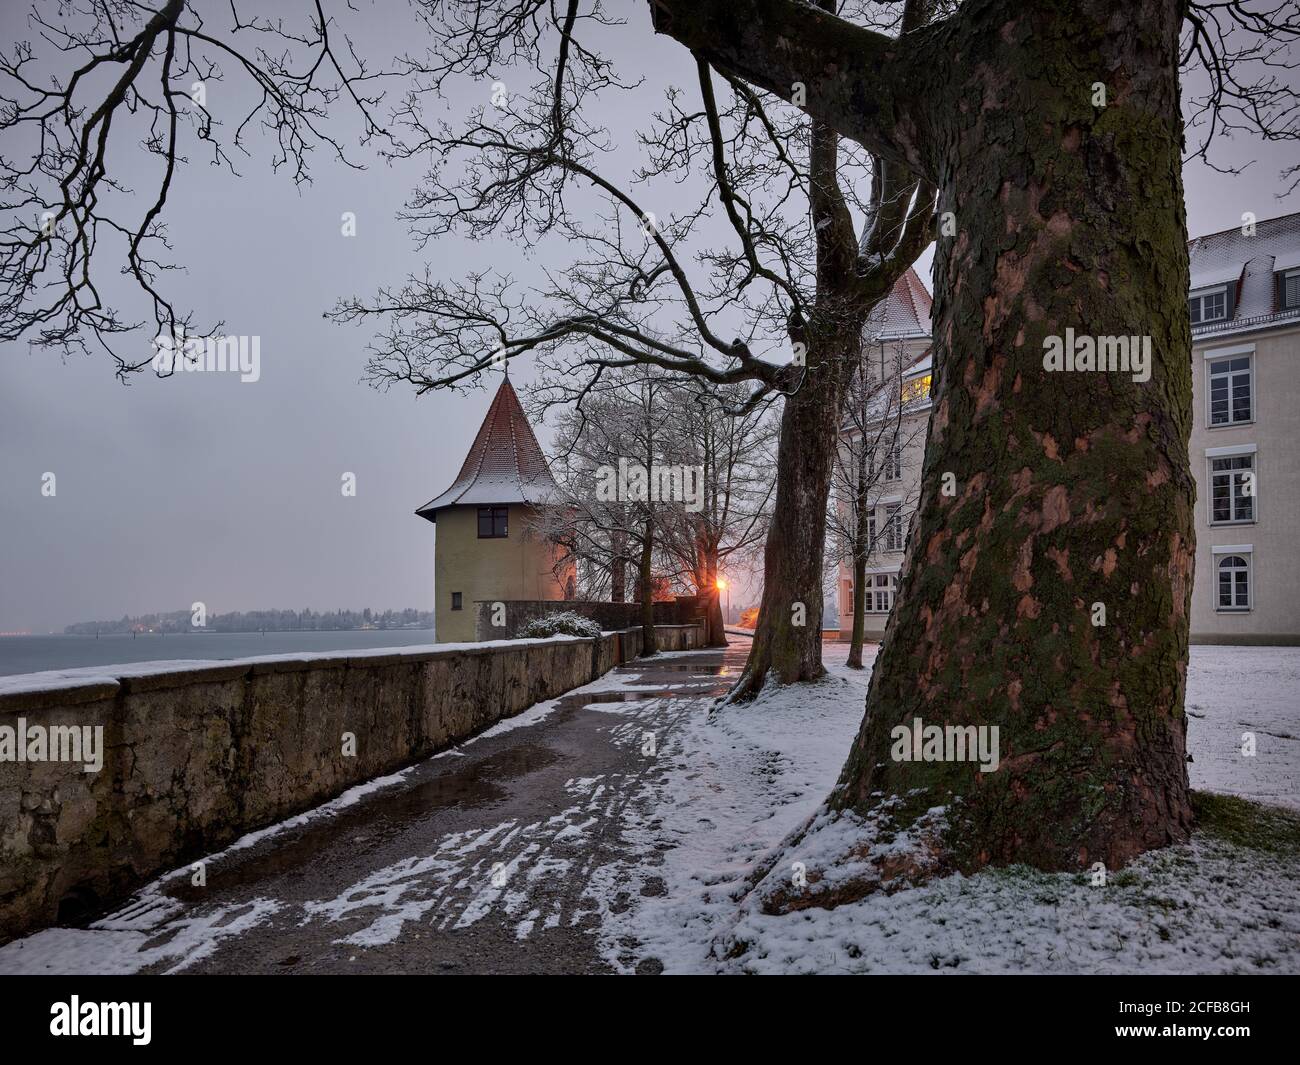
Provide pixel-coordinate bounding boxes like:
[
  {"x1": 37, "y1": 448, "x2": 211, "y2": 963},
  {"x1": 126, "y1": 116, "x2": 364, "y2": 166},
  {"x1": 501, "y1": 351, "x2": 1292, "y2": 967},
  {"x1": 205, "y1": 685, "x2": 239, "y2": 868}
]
[
  {"x1": 6, "y1": 0, "x2": 1297, "y2": 884},
  {"x1": 530, "y1": 367, "x2": 672, "y2": 652},
  {"x1": 828, "y1": 339, "x2": 925, "y2": 668},
  {"x1": 332, "y1": 0, "x2": 934, "y2": 700},
  {"x1": 654, "y1": 378, "x2": 776, "y2": 646},
  {"x1": 0, "y1": 0, "x2": 392, "y2": 377},
  {"x1": 648, "y1": 0, "x2": 1299, "y2": 889}
]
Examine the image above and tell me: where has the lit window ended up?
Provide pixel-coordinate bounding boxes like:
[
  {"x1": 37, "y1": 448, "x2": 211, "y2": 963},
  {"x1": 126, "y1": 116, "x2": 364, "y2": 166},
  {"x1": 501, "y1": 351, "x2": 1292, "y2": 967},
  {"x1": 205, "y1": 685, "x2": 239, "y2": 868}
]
[
  {"x1": 901, "y1": 373, "x2": 932, "y2": 405},
  {"x1": 1207, "y1": 356, "x2": 1252, "y2": 426},
  {"x1": 1216, "y1": 555, "x2": 1250, "y2": 611},
  {"x1": 1210, "y1": 455, "x2": 1255, "y2": 524}
]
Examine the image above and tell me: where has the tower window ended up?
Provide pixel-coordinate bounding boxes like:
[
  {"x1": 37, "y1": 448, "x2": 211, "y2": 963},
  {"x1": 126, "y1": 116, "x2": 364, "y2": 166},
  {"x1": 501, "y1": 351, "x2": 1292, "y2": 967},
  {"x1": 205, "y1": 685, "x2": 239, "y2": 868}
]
[
  {"x1": 477, "y1": 506, "x2": 509, "y2": 538},
  {"x1": 451, "y1": 592, "x2": 463, "y2": 611}
]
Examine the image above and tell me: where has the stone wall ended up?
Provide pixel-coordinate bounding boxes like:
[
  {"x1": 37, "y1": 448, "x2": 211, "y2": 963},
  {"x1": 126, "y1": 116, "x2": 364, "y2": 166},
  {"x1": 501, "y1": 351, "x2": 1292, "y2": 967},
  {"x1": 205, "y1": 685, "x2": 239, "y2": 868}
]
[
  {"x1": 475, "y1": 596, "x2": 708, "y2": 640},
  {"x1": 0, "y1": 632, "x2": 642, "y2": 945}
]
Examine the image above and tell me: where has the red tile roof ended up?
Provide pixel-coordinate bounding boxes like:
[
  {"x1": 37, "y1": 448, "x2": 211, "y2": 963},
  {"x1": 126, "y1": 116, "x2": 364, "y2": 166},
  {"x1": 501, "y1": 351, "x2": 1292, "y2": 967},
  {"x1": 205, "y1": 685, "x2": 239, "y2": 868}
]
[{"x1": 416, "y1": 376, "x2": 562, "y2": 523}]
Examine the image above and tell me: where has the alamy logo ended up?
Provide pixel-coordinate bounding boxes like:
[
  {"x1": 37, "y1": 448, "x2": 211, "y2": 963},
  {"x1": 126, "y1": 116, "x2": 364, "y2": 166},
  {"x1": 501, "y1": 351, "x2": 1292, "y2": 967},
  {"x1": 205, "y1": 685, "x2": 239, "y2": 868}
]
[
  {"x1": 153, "y1": 330, "x2": 261, "y2": 382},
  {"x1": 1042, "y1": 328, "x2": 1151, "y2": 383},
  {"x1": 595, "y1": 459, "x2": 704, "y2": 512},
  {"x1": 0, "y1": 719, "x2": 104, "y2": 773},
  {"x1": 50, "y1": 997, "x2": 151, "y2": 1045},
  {"x1": 890, "y1": 717, "x2": 1000, "y2": 773}
]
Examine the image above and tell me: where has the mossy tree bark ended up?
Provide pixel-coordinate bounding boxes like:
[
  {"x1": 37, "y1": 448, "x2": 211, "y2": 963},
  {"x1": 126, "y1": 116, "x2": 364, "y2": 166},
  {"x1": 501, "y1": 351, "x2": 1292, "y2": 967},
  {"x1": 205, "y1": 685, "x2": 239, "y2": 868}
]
[{"x1": 655, "y1": 0, "x2": 1195, "y2": 868}]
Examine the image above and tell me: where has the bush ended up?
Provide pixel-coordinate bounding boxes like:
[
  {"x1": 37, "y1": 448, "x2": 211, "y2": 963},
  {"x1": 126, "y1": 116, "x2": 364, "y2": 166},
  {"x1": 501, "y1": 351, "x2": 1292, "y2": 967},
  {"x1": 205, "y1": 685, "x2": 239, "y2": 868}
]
[{"x1": 515, "y1": 611, "x2": 602, "y2": 640}]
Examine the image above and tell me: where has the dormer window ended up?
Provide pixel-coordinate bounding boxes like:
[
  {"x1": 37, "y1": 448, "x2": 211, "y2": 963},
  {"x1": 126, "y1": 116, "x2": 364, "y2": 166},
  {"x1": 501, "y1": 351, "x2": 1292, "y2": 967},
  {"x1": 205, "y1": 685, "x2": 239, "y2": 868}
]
[
  {"x1": 477, "y1": 505, "x2": 509, "y2": 538},
  {"x1": 1189, "y1": 286, "x2": 1228, "y2": 325},
  {"x1": 1280, "y1": 267, "x2": 1300, "y2": 311}
]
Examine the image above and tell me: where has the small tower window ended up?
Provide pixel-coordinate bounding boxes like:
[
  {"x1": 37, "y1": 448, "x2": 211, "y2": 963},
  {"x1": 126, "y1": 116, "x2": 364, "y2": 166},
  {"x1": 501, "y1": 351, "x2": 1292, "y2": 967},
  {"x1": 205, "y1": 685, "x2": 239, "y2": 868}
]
[
  {"x1": 477, "y1": 506, "x2": 509, "y2": 538},
  {"x1": 451, "y1": 592, "x2": 463, "y2": 611}
]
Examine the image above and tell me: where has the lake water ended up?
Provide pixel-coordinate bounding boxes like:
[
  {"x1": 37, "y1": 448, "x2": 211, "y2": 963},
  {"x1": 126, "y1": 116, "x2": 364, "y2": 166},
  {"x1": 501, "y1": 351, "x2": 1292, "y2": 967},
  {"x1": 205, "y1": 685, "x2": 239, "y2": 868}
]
[{"x1": 0, "y1": 630, "x2": 440, "y2": 677}]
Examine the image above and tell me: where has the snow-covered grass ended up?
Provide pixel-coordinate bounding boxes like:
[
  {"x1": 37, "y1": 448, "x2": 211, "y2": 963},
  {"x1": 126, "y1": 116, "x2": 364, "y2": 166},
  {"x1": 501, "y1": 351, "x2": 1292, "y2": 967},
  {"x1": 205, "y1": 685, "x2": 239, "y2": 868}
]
[{"x1": 601, "y1": 644, "x2": 1300, "y2": 974}]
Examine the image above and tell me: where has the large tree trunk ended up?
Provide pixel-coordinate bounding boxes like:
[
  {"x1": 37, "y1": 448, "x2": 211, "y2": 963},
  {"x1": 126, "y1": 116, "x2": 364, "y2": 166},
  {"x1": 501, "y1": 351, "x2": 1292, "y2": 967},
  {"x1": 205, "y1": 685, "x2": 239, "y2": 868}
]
[
  {"x1": 731, "y1": 343, "x2": 850, "y2": 698},
  {"x1": 831, "y1": 0, "x2": 1195, "y2": 873}
]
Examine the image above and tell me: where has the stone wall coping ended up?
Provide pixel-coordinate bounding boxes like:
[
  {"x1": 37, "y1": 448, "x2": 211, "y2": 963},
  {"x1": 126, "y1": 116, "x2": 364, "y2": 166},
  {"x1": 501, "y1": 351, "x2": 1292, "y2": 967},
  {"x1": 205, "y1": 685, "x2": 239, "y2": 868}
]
[{"x1": 0, "y1": 633, "x2": 630, "y2": 715}]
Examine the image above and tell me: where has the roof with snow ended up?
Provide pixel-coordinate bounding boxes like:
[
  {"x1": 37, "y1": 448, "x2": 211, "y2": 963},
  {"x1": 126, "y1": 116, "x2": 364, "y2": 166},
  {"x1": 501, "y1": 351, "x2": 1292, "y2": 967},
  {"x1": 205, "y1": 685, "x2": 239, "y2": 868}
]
[
  {"x1": 1188, "y1": 211, "x2": 1300, "y2": 341},
  {"x1": 863, "y1": 267, "x2": 932, "y2": 341},
  {"x1": 416, "y1": 376, "x2": 563, "y2": 523}
]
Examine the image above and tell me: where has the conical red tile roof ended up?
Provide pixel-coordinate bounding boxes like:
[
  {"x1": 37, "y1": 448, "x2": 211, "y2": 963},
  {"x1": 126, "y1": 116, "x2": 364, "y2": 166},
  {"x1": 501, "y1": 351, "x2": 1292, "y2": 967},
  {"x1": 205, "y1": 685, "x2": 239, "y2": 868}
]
[{"x1": 416, "y1": 376, "x2": 562, "y2": 523}]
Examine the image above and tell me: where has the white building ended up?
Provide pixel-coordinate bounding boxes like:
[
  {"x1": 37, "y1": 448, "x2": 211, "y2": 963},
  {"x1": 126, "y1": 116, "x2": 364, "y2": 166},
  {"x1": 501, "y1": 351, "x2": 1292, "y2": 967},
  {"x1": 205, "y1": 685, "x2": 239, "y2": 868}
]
[{"x1": 837, "y1": 213, "x2": 1300, "y2": 644}]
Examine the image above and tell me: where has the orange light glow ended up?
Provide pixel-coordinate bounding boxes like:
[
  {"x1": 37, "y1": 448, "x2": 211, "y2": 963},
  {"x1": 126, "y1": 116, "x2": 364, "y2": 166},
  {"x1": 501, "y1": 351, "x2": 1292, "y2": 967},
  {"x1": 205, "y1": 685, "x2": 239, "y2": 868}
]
[{"x1": 715, "y1": 578, "x2": 727, "y2": 591}]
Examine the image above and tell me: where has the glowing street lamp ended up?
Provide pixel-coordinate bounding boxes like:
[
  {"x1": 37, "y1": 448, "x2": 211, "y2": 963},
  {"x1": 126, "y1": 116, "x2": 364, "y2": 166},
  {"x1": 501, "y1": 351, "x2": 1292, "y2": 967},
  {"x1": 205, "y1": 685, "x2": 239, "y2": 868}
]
[{"x1": 715, "y1": 577, "x2": 730, "y2": 618}]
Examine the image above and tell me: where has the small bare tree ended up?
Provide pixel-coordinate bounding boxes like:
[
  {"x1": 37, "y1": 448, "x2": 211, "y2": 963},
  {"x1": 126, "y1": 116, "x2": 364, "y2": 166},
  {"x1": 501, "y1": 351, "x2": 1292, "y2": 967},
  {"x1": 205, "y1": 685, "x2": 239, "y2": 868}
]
[
  {"x1": 828, "y1": 339, "x2": 926, "y2": 668},
  {"x1": 653, "y1": 378, "x2": 776, "y2": 646}
]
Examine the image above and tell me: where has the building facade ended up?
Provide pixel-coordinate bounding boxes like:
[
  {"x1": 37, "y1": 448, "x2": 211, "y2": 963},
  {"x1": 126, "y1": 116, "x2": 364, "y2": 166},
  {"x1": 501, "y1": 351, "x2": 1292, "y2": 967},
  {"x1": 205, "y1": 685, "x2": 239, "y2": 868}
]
[
  {"x1": 838, "y1": 213, "x2": 1300, "y2": 644},
  {"x1": 418, "y1": 376, "x2": 574, "y2": 643}
]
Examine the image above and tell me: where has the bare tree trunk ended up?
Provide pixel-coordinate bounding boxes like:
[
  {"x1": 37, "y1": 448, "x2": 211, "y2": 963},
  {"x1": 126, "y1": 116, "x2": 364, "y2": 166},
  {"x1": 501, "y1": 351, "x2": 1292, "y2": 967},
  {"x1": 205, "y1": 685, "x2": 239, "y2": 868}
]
[
  {"x1": 638, "y1": 514, "x2": 657, "y2": 655},
  {"x1": 830, "y1": 0, "x2": 1195, "y2": 873},
  {"x1": 699, "y1": 544, "x2": 728, "y2": 647},
  {"x1": 846, "y1": 440, "x2": 871, "y2": 669},
  {"x1": 846, "y1": 549, "x2": 868, "y2": 667},
  {"x1": 610, "y1": 529, "x2": 627, "y2": 603}
]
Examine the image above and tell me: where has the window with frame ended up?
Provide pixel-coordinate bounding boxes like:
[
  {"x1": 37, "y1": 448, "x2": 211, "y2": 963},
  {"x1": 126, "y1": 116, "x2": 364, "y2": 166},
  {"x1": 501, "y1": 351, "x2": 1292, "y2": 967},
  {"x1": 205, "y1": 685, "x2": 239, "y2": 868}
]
[
  {"x1": 1208, "y1": 355, "x2": 1252, "y2": 425},
  {"x1": 901, "y1": 373, "x2": 932, "y2": 405},
  {"x1": 477, "y1": 505, "x2": 509, "y2": 538},
  {"x1": 1189, "y1": 287, "x2": 1227, "y2": 325},
  {"x1": 1282, "y1": 268, "x2": 1300, "y2": 310},
  {"x1": 1210, "y1": 455, "x2": 1255, "y2": 524},
  {"x1": 867, "y1": 573, "x2": 897, "y2": 613},
  {"x1": 451, "y1": 591, "x2": 463, "y2": 611},
  {"x1": 867, "y1": 510, "x2": 877, "y2": 548},
  {"x1": 884, "y1": 504, "x2": 904, "y2": 551},
  {"x1": 1216, "y1": 554, "x2": 1250, "y2": 611},
  {"x1": 883, "y1": 443, "x2": 902, "y2": 482}
]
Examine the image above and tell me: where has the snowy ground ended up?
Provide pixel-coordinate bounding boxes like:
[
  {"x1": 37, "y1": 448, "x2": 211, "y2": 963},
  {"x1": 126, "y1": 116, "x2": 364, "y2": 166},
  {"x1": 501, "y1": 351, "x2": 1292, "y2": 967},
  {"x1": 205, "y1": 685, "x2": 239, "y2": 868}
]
[
  {"x1": 1, "y1": 642, "x2": 1295, "y2": 974},
  {"x1": 596, "y1": 643, "x2": 1300, "y2": 974}
]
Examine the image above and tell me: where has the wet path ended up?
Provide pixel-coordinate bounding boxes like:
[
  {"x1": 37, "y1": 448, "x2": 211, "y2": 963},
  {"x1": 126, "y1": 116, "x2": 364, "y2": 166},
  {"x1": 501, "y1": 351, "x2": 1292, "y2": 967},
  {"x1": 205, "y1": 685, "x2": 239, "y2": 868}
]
[{"x1": 0, "y1": 642, "x2": 749, "y2": 975}]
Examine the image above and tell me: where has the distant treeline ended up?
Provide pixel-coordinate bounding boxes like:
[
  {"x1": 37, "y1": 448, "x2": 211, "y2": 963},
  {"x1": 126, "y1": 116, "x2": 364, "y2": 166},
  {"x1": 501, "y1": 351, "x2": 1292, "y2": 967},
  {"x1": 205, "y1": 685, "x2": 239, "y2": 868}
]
[{"x1": 64, "y1": 608, "x2": 434, "y2": 635}]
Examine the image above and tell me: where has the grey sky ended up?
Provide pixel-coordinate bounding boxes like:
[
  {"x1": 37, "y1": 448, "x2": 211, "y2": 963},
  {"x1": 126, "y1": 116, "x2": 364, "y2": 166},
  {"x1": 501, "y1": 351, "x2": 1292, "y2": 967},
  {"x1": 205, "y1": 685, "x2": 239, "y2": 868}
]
[{"x1": 0, "y1": 1, "x2": 1295, "y2": 632}]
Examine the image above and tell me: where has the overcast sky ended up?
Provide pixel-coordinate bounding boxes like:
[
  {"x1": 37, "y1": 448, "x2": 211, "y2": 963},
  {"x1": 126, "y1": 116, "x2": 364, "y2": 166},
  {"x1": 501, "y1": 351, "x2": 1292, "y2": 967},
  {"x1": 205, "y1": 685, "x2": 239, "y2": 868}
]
[{"x1": 0, "y1": 1, "x2": 1296, "y2": 632}]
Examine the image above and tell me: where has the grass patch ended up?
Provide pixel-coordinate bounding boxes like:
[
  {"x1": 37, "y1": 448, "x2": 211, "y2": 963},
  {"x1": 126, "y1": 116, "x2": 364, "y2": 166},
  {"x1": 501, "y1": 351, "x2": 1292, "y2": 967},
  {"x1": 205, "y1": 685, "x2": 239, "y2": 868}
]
[{"x1": 1192, "y1": 791, "x2": 1300, "y2": 856}]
